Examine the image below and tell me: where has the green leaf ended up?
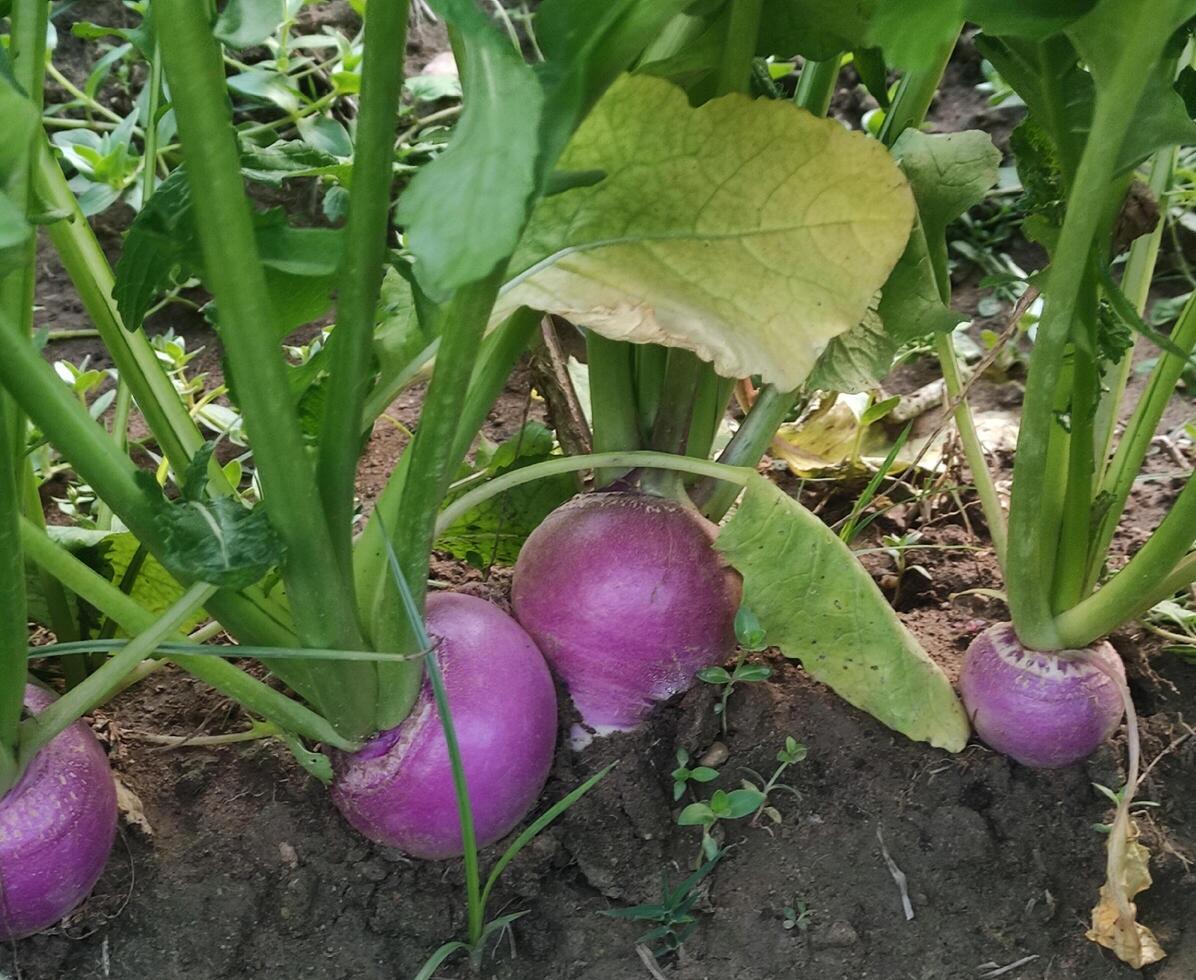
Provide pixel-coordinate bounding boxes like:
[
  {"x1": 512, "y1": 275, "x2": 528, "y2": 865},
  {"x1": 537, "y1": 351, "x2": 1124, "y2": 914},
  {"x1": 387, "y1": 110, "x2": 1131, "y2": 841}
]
[
  {"x1": 181, "y1": 441, "x2": 218, "y2": 502},
  {"x1": 690, "y1": 766, "x2": 720, "y2": 782},
  {"x1": 697, "y1": 666, "x2": 733, "y2": 684},
  {"x1": 964, "y1": 0, "x2": 1097, "y2": 36},
  {"x1": 238, "y1": 139, "x2": 346, "y2": 185},
  {"x1": 716, "y1": 474, "x2": 969, "y2": 751},
  {"x1": 214, "y1": 0, "x2": 287, "y2": 49},
  {"x1": 892, "y1": 129, "x2": 1002, "y2": 239},
  {"x1": 149, "y1": 472, "x2": 286, "y2": 592},
  {"x1": 758, "y1": 0, "x2": 874, "y2": 60},
  {"x1": 677, "y1": 802, "x2": 715, "y2": 826},
  {"x1": 860, "y1": 394, "x2": 901, "y2": 425},
  {"x1": 498, "y1": 74, "x2": 914, "y2": 391},
  {"x1": 228, "y1": 69, "x2": 300, "y2": 113},
  {"x1": 373, "y1": 265, "x2": 434, "y2": 381},
  {"x1": 734, "y1": 664, "x2": 772, "y2": 682},
  {"x1": 877, "y1": 130, "x2": 1000, "y2": 344},
  {"x1": 864, "y1": 0, "x2": 961, "y2": 72},
  {"x1": 25, "y1": 528, "x2": 202, "y2": 636},
  {"x1": 734, "y1": 604, "x2": 767, "y2": 650},
  {"x1": 724, "y1": 788, "x2": 765, "y2": 818},
  {"x1": 397, "y1": 0, "x2": 544, "y2": 297},
  {"x1": 114, "y1": 170, "x2": 342, "y2": 335},
  {"x1": 534, "y1": 0, "x2": 691, "y2": 166},
  {"x1": 807, "y1": 306, "x2": 898, "y2": 391},
  {"x1": 434, "y1": 422, "x2": 575, "y2": 567},
  {"x1": 112, "y1": 167, "x2": 194, "y2": 331}
]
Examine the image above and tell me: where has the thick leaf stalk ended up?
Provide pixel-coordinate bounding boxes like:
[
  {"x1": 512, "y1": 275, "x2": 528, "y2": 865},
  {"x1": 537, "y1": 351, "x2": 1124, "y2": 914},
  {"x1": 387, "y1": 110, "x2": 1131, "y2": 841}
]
[{"x1": 157, "y1": 0, "x2": 376, "y2": 734}]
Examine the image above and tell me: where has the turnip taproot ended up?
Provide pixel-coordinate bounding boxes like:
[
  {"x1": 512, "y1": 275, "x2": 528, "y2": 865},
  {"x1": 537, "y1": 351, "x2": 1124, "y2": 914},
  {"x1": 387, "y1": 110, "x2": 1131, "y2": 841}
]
[
  {"x1": 512, "y1": 492, "x2": 741, "y2": 735},
  {"x1": 331, "y1": 593, "x2": 557, "y2": 859},
  {"x1": 0, "y1": 685, "x2": 118, "y2": 941},
  {"x1": 959, "y1": 623, "x2": 1125, "y2": 769}
]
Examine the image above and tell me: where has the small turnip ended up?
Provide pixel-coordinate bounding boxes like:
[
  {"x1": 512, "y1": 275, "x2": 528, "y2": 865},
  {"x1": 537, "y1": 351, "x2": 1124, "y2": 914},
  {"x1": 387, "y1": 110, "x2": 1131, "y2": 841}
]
[
  {"x1": 512, "y1": 492, "x2": 741, "y2": 735},
  {"x1": 331, "y1": 593, "x2": 557, "y2": 859},
  {"x1": 0, "y1": 685, "x2": 118, "y2": 941},
  {"x1": 959, "y1": 622, "x2": 1125, "y2": 768}
]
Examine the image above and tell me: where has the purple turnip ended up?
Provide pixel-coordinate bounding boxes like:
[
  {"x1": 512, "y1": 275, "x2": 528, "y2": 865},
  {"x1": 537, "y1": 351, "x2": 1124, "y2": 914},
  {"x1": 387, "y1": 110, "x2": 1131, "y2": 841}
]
[
  {"x1": 0, "y1": 685, "x2": 118, "y2": 941},
  {"x1": 959, "y1": 622, "x2": 1125, "y2": 769},
  {"x1": 511, "y1": 492, "x2": 741, "y2": 735},
  {"x1": 331, "y1": 593, "x2": 557, "y2": 859}
]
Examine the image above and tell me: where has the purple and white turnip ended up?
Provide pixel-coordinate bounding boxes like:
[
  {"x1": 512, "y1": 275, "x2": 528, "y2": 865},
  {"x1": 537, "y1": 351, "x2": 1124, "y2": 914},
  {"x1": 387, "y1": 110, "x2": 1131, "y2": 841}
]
[
  {"x1": 512, "y1": 492, "x2": 741, "y2": 736},
  {"x1": 959, "y1": 622, "x2": 1125, "y2": 769},
  {"x1": 0, "y1": 685, "x2": 118, "y2": 941},
  {"x1": 331, "y1": 593, "x2": 557, "y2": 859}
]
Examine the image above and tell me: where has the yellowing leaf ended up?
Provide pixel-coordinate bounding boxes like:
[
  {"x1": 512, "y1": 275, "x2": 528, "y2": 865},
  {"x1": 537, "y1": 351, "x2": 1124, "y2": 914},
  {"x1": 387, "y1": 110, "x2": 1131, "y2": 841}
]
[
  {"x1": 716, "y1": 475, "x2": 970, "y2": 751},
  {"x1": 1087, "y1": 819, "x2": 1166, "y2": 969},
  {"x1": 497, "y1": 74, "x2": 915, "y2": 390}
]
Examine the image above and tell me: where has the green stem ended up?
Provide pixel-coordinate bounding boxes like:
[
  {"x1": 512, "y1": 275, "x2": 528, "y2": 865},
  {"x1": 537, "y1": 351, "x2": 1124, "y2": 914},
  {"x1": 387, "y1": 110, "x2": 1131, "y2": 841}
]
[
  {"x1": 1052, "y1": 272, "x2": 1100, "y2": 611},
  {"x1": 1091, "y1": 147, "x2": 1176, "y2": 485},
  {"x1": 436, "y1": 451, "x2": 754, "y2": 537},
  {"x1": 35, "y1": 140, "x2": 204, "y2": 475},
  {"x1": 1008, "y1": 8, "x2": 1178, "y2": 649},
  {"x1": 715, "y1": 0, "x2": 764, "y2": 96},
  {"x1": 1084, "y1": 180, "x2": 1190, "y2": 594},
  {"x1": 316, "y1": 0, "x2": 410, "y2": 582},
  {"x1": 642, "y1": 349, "x2": 704, "y2": 496},
  {"x1": 0, "y1": 404, "x2": 25, "y2": 794},
  {"x1": 792, "y1": 57, "x2": 839, "y2": 115},
  {"x1": 18, "y1": 518, "x2": 354, "y2": 750},
  {"x1": 585, "y1": 332, "x2": 641, "y2": 486},
  {"x1": 1056, "y1": 469, "x2": 1196, "y2": 647},
  {"x1": 694, "y1": 383, "x2": 796, "y2": 521},
  {"x1": 877, "y1": 28, "x2": 958, "y2": 144},
  {"x1": 18, "y1": 583, "x2": 216, "y2": 768},
  {"x1": 158, "y1": 0, "x2": 374, "y2": 732},
  {"x1": 934, "y1": 333, "x2": 1008, "y2": 568},
  {"x1": 369, "y1": 272, "x2": 504, "y2": 726},
  {"x1": 375, "y1": 532, "x2": 482, "y2": 944},
  {"x1": 355, "y1": 308, "x2": 538, "y2": 625},
  {"x1": 685, "y1": 373, "x2": 735, "y2": 461},
  {"x1": 633, "y1": 344, "x2": 668, "y2": 443},
  {"x1": 142, "y1": 43, "x2": 164, "y2": 201}
]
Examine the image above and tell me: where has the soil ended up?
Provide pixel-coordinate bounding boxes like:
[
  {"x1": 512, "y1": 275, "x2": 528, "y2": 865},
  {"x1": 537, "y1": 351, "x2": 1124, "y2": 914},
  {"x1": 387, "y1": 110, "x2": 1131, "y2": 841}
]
[{"x1": 7, "y1": 8, "x2": 1196, "y2": 980}]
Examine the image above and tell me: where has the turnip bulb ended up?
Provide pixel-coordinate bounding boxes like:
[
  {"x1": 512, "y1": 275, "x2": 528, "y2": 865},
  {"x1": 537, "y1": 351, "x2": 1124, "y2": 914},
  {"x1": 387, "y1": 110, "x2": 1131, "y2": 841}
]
[
  {"x1": 0, "y1": 685, "x2": 118, "y2": 941},
  {"x1": 331, "y1": 593, "x2": 557, "y2": 860},
  {"x1": 959, "y1": 622, "x2": 1125, "y2": 769},
  {"x1": 512, "y1": 492, "x2": 741, "y2": 737}
]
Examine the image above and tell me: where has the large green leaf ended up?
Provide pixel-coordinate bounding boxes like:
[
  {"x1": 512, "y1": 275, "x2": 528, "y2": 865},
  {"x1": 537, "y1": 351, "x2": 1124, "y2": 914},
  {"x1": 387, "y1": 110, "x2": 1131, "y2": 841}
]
[
  {"x1": 716, "y1": 474, "x2": 969, "y2": 751},
  {"x1": 758, "y1": 0, "x2": 875, "y2": 60},
  {"x1": 878, "y1": 130, "x2": 999, "y2": 343},
  {"x1": 864, "y1": 0, "x2": 960, "y2": 72},
  {"x1": 534, "y1": 0, "x2": 691, "y2": 165},
  {"x1": 397, "y1": 0, "x2": 544, "y2": 298},
  {"x1": 807, "y1": 305, "x2": 895, "y2": 392},
  {"x1": 497, "y1": 74, "x2": 915, "y2": 391}
]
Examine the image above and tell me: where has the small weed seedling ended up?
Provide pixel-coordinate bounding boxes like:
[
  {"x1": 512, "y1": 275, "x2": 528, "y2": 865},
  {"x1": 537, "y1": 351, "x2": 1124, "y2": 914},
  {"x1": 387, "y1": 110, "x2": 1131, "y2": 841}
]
[
  {"x1": 782, "y1": 899, "x2": 814, "y2": 933},
  {"x1": 881, "y1": 531, "x2": 933, "y2": 606},
  {"x1": 678, "y1": 787, "x2": 765, "y2": 862},
  {"x1": 1090, "y1": 782, "x2": 1160, "y2": 834},
  {"x1": 740, "y1": 737, "x2": 808, "y2": 828},
  {"x1": 671, "y1": 747, "x2": 719, "y2": 802},
  {"x1": 698, "y1": 606, "x2": 772, "y2": 732},
  {"x1": 602, "y1": 854, "x2": 722, "y2": 959}
]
